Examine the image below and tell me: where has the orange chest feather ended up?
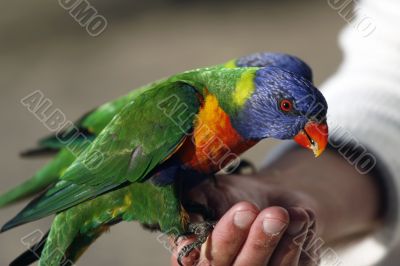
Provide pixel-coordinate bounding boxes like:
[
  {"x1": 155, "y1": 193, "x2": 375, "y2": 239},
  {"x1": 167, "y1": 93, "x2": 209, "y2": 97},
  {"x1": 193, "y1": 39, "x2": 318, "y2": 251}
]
[{"x1": 177, "y1": 93, "x2": 256, "y2": 173}]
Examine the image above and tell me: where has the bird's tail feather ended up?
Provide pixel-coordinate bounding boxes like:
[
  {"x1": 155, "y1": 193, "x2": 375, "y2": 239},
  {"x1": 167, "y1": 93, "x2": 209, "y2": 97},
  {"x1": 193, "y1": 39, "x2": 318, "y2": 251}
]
[
  {"x1": 0, "y1": 149, "x2": 75, "y2": 208},
  {"x1": 37, "y1": 207, "x2": 115, "y2": 266},
  {"x1": 36, "y1": 210, "x2": 82, "y2": 266},
  {"x1": 9, "y1": 227, "x2": 108, "y2": 266},
  {"x1": 9, "y1": 231, "x2": 49, "y2": 266}
]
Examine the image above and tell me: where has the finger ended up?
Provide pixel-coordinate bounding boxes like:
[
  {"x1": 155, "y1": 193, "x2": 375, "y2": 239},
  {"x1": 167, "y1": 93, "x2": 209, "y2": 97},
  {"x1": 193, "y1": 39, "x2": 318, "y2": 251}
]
[
  {"x1": 233, "y1": 206, "x2": 289, "y2": 266},
  {"x1": 202, "y1": 201, "x2": 259, "y2": 265},
  {"x1": 269, "y1": 207, "x2": 310, "y2": 266},
  {"x1": 171, "y1": 236, "x2": 199, "y2": 266},
  {"x1": 299, "y1": 209, "x2": 321, "y2": 266}
]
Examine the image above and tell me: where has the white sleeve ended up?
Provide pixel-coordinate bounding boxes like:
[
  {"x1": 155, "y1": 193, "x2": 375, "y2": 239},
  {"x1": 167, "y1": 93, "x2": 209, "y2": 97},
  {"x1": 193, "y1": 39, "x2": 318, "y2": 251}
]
[{"x1": 321, "y1": 0, "x2": 400, "y2": 264}]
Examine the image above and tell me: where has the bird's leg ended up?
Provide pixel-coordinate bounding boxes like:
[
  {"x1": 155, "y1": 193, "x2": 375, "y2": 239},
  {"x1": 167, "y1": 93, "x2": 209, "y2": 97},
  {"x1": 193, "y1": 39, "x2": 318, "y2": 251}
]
[
  {"x1": 174, "y1": 200, "x2": 216, "y2": 246},
  {"x1": 176, "y1": 174, "x2": 219, "y2": 265},
  {"x1": 173, "y1": 231, "x2": 193, "y2": 246},
  {"x1": 177, "y1": 221, "x2": 217, "y2": 266}
]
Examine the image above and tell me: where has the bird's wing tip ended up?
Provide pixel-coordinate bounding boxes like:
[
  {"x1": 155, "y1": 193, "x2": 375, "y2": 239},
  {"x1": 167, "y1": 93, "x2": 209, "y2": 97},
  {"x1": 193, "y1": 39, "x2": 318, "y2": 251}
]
[
  {"x1": 0, "y1": 216, "x2": 23, "y2": 233},
  {"x1": 0, "y1": 223, "x2": 11, "y2": 233}
]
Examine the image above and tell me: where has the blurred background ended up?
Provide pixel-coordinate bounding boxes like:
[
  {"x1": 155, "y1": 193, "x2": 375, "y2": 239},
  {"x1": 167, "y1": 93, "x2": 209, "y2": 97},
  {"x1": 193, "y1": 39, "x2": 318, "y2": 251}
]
[{"x1": 0, "y1": 0, "x2": 345, "y2": 265}]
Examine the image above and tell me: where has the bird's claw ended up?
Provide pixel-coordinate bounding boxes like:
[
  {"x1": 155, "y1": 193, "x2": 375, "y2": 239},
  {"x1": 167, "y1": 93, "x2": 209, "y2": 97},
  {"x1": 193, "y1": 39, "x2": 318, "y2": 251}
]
[
  {"x1": 174, "y1": 232, "x2": 191, "y2": 246},
  {"x1": 177, "y1": 221, "x2": 216, "y2": 266}
]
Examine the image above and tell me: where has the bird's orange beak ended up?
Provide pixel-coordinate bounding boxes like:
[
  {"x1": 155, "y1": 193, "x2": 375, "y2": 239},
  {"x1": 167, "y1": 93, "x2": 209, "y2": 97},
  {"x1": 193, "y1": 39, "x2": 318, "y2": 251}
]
[{"x1": 294, "y1": 121, "x2": 328, "y2": 157}]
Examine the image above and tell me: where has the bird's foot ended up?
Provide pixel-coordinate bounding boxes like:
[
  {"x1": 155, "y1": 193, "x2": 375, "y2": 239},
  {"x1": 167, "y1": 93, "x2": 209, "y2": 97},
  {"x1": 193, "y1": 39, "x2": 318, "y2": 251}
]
[
  {"x1": 174, "y1": 232, "x2": 192, "y2": 246},
  {"x1": 177, "y1": 221, "x2": 216, "y2": 266}
]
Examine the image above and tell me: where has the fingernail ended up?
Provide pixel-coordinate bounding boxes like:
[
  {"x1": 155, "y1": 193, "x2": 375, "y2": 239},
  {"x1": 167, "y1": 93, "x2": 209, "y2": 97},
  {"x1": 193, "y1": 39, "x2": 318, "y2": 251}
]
[
  {"x1": 263, "y1": 218, "x2": 287, "y2": 235},
  {"x1": 286, "y1": 220, "x2": 306, "y2": 235},
  {"x1": 233, "y1": 210, "x2": 257, "y2": 229}
]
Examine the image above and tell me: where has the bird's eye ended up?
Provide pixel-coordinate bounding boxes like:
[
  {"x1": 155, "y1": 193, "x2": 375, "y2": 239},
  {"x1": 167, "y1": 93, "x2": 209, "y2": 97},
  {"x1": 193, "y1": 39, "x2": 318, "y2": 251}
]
[{"x1": 279, "y1": 99, "x2": 293, "y2": 112}]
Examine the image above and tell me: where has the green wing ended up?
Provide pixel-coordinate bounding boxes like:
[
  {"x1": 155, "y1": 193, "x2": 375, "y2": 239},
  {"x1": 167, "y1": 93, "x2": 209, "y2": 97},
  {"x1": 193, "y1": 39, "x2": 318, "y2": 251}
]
[
  {"x1": 1, "y1": 81, "x2": 200, "y2": 232},
  {"x1": 22, "y1": 88, "x2": 147, "y2": 156}
]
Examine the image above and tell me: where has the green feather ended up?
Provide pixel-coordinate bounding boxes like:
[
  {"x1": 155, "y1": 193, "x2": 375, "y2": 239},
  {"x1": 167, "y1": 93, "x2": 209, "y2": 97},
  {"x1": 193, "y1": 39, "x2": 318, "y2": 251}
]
[
  {"x1": 2, "y1": 81, "x2": 201, "y2": 231},
  {"x1": 1, "y1": 62, "x2": 265, "y2": 266}
]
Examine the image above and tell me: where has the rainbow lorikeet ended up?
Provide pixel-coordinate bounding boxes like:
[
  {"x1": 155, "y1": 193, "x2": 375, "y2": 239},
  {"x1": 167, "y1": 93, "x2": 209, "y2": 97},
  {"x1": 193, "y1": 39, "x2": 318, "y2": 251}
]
[{"x1": 0, "y1": 52, "x2": 328, "y2": 266}]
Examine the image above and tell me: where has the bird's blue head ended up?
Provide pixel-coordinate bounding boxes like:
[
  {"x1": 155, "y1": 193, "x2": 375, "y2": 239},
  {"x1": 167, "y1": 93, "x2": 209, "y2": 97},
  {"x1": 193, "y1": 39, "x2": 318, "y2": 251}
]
[
  {"x1": 235, "y1": 52, "x2": 313, "y2": 82},
  {"x1": 231, "y1": 66, "x2": 328, "y2": 157}
]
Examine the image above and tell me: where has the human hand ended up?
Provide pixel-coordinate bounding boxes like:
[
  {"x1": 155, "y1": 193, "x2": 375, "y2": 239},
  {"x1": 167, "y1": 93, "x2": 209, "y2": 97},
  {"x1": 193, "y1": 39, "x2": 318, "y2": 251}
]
[{"x1": 171, "y1": 175, "x2": 320, "y2": 266}]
